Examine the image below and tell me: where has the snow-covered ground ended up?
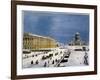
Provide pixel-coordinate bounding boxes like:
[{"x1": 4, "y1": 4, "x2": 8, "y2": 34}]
[
  {"x1": 22, "y1": 48, "x2": 68, "y2": 68},
  {"x1": 59, "y1": 51, "x2": 89, "y2": 67},
  {"x1": 22, "y1": 46, "x2": 89, "y2": 68}
]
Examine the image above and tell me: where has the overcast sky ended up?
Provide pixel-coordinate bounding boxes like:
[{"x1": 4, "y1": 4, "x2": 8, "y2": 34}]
[{"x1": 23, "y1": 11, "x2": 89, "y2": 44}]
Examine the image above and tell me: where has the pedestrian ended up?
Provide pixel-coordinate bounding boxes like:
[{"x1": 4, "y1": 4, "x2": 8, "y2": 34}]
[
  {"x1": 55, "y1": 59, "x2": 57, "y2": 62},
  {"x1": 36, "y1": 60, "x2": 39, "y2": 64},
  {"x1": 31, "y1": 61, "x2": 33, "y2": 64},
  {"x1": 44, "y1": 62, "x2": 47, "y2": 67},
  {"x1": 52, "y1": 60, "x2": 54, "y2": 64}
]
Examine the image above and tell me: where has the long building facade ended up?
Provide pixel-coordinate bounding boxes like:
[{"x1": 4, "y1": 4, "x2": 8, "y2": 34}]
[{"x1": 23, "y1": 33, "x2": 58, "y2": 50}]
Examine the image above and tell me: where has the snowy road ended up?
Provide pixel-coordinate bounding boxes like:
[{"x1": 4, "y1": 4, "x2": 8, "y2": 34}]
[{"x1": 58, "y1": 50, "x2": 89, "y2": 67}]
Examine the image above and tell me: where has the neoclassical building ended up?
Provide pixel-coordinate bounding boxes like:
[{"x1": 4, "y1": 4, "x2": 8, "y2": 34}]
[
  {"x1": 68, "y1": 32, "x2": 87, "y2": 46},
  {"x1": 23, "y1": 33, "x2": 58, "y2": 50}
]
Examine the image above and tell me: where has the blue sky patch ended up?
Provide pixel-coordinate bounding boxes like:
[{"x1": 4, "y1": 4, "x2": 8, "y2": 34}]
[{"x1": 23, "y1": 11, "x2": 89, "y2": 44}]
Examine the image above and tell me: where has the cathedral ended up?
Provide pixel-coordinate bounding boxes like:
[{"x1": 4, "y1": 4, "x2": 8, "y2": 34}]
[{"x1": 68, "y1": 32, "x2": 87, "y2": 46}]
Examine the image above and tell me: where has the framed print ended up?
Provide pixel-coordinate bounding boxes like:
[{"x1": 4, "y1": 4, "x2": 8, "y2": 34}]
[{"x1": 11, "y1": 0, "x2": 97, "y2": 80}]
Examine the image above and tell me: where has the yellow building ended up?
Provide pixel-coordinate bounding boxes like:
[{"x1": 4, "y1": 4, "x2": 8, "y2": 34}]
[{"x1": 23, "y1": 33, "x2": 58, "y2": 50}]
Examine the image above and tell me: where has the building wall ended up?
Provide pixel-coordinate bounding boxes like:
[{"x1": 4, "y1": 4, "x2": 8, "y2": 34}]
[{"x1": 23, "y1": 33, "x2": 57, "y2": 50}]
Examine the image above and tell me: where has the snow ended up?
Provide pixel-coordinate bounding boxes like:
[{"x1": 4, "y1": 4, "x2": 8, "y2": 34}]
[
  {"x1": 59, "y1": 51, "x2": 88, "y2": 67},
  {"x1": 22, "y1": 46, "x2": 89, "y2": 68}
]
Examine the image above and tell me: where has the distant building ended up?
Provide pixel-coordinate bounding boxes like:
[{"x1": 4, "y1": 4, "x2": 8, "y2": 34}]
[
  {"x1": 68, "y1": 32, "x2": 87, "y2": 46},
  {"x1": 23, "y1": 33, "x2": 58, "y2": 50}
]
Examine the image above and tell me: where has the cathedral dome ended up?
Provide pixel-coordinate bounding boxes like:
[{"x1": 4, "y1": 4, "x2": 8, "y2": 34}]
[{"x1": 68, "y1": 32, "x2": 86, "y2": 46}]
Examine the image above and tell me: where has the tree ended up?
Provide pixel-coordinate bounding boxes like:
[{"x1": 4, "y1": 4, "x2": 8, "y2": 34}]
[{"x1": 84, "y1": 52, "x2": 88, "y2": 65}]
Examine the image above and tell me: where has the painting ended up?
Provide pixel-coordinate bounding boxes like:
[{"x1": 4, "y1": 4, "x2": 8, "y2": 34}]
[
  {"x1": 22, "y1": 11, "x2": 89, "y2": 68},
  {"x1": 11, "y1": 0, "x2": 97, "y2": 79}
]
